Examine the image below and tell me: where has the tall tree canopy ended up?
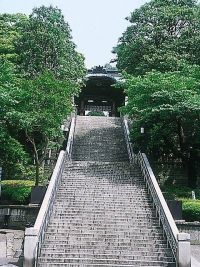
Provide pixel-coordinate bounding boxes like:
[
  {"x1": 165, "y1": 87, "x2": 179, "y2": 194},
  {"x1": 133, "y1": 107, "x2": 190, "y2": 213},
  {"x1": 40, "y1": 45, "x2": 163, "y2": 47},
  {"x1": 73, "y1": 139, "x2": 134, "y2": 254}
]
[
  {"x1": 0, "y1": 61, "x2": 30, "y2": 179},
  {"x1": 0, "y1": 6, "x2": 86, "y2": 184},
  {"x1": 114, "y1": 0, "x2": 200, "y2": 75},
  {"x1": 115, "y1": 0, "x2": 200, "y2": 187},
  {"x1": 0, "y1": 13, "x2": 27, "y2": 62},
  {"x1": 15, "y1": 6, "x2": 85, "y2": 79},
  {"x1": 120, "y1": 66, "x2": 200, "y2": 187}
]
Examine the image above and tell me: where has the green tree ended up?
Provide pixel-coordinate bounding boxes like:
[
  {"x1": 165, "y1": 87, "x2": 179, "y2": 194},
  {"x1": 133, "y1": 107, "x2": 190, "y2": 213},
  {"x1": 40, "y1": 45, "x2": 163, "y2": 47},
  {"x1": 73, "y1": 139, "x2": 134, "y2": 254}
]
[
  {"x1": 15, "y1": 6, "x2": 85, "y2": 79},
  {"x1": 121, "y1": 65, "x2": 200, "y2": 187},
  {"x1": 0, "y1": 13, "x2": 28, "y2": 62},
  {"x1": 14, "y1": 72, "x2": 78, "y2": 185},
  {"x1": 0, "y1": 61, "x2": 30, "y2": 179},
  {"x1": 0, "y1": 6, "x2": 85, "y2": 185},
  {"x1": 114, "y1": 0, "x2": 200, "y2": 75}
]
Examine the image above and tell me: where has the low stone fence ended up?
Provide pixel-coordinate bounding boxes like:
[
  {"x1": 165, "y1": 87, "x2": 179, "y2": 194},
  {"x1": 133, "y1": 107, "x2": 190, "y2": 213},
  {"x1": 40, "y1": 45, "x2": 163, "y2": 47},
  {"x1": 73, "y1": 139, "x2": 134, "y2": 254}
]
[
  {"x1": 176, "y1": 221, "x2": 200, "y2": 245},
  {"x1": 0, "y1": 205, "x2": 39, "y2": 229}
]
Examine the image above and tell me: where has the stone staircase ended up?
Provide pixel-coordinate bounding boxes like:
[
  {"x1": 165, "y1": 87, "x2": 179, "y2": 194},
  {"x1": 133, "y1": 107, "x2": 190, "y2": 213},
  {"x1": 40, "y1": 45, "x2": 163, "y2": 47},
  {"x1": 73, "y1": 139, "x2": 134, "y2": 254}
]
[
  {"x1": 72, "y1": 116, "x2": 129, "y2": 162},
  {"x1": 37, "y1": 116, "x2": 175, "y2": 266}
]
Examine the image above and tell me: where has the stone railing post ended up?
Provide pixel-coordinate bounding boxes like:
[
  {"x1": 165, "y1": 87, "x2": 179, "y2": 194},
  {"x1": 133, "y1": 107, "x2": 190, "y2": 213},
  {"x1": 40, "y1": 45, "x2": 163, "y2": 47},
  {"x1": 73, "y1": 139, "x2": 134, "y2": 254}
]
[
  {"x1": 23, "y1": 228, "x2": 38, "y2": 267},
  {"x1": 177, "y1": 233, "x2": 191, "y2": 267},
  {"x1": 66, "y1": 115, "x2": 76, "y2": 160}
]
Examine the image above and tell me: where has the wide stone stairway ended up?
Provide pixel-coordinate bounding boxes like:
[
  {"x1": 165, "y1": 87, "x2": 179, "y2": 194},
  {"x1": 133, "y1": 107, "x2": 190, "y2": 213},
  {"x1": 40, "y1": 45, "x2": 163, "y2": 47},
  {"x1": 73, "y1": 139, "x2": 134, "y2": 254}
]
[{"x1": 38, "y1": 116, "x2": 176, "y2": 266}]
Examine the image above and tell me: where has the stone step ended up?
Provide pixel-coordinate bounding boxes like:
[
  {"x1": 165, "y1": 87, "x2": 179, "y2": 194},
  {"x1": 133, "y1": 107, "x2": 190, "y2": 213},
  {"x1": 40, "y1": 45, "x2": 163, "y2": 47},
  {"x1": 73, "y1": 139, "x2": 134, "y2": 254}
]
[
  {"x1": 55, "y1": 196, "x2": 151, "y2": 201},
  {"x1": 41, "y1": 246, "x2": 172, "y2": 254},
  {"x1": 59, "y1": 183, "x2": 146, "y2": 187},
  {"x1": 53, "y1": 203, "x2": 153, "y2": 207},
  {"x1": 38, "y1": 263, "x2": 175, "y2": 267},
  {"x1": 72, "y1": 116, "x2": 129, "y2": 162},
  {"x1": 51, "y1": 206, "x2": 155, "y2": 211},
  {"x1": 43, "y1": 236, "x2": 167, "y2": 244},
  {"x1": 51, "y1": 210, "x2": 155, "y2": 215},
  {"x1": 49, "y1": 213, "x2": 158, "y2": 218},
  {"x1": 47, "y1": 225, "x2": 162, "y2": 232},
  {"x1": 47, "y1": 221, "x2": 161, "y2": 228},
  {"x1": 44, "y1": 227, "x2": 163, "y2": 234},
  {"x1": 56, "y1": 191, "x2": 149, "y2": 194},
  {"x1": 57, "y1": 189, "x2": 149, "y2": 194},
  {"x1": 42, "y1": 242, "x2": 169, "y2": 250},
  {"x1": 37, "y1": 116, "x2": 175, "y2": 266},
  {"x1": 38, "y1": 256, "x2": 175, "y2": 265},
  {"x1": 39, "y1": 253, "x2": 174, "y2": 261},
  {"x1": 54, "y1": 201, "x2": 152, "y2": 206},
  {"x1": 44, "y1": 230, "x2": 165, "y2": 238},
  {"x1": 49, "y1": 217, "x2": 160, "y2": 223}
]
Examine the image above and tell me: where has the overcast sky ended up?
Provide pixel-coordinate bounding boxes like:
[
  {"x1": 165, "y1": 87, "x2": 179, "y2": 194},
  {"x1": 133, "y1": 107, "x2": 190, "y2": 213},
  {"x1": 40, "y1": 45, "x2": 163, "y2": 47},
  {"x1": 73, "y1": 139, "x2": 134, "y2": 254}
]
[{"x1": 0, "y1": 0, "x2": 148, "y2": 68}]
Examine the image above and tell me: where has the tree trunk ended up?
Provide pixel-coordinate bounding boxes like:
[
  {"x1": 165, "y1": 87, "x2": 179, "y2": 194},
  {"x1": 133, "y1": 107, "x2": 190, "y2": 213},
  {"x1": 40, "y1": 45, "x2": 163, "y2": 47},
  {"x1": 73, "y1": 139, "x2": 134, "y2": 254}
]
[
  {"x1": 187, "y1": 149, "x2": 197, "y2": 188},
  {"x1": 176, "y1": 118, "x2": 198, "y2": 188},
  {"x1": 25, "y1": 131, "x2": 49, "y2": 186},
  {"x1": 35, "y1": 161, "x2": 40, "y2": 186},
  {"x1": 176, "y1": 118, "x2": 186, "y2": 157}
]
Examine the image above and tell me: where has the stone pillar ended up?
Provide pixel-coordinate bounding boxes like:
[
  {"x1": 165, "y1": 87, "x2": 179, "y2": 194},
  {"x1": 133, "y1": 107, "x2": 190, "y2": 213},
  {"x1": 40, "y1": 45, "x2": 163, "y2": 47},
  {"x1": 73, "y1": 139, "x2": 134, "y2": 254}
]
[
  {"x1": 177, "y1": 233, "x2": 191, "y2": 267},
  {"x1": 23, "y1": 228, "x2": 38, "y2": 267},
  {"x1": 80, "y1": 100, "x2": 85, "y2": 116}
]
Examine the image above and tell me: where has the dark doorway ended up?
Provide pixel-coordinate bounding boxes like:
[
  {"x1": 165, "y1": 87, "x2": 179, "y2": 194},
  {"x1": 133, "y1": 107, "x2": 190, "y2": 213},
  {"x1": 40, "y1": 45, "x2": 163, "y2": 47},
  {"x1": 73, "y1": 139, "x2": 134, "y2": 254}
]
[{"x1": 75, "y1": 66, "x2": 125, "y2": 117}]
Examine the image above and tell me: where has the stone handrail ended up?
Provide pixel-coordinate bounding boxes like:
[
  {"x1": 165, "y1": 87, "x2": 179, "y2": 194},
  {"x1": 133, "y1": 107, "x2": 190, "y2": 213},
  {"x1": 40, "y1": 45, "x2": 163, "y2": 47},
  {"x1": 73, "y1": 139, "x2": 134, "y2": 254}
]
[
  {"x1": 123, "y1": 118, "x2": 191, "y2": 267},
  {"x1": 138, "y1": 152, "x2": 178, "y2": 252},
  {"x1": 66, "y1": 114, "x2": 76, "y2": 160},
  {"x1": 23, "y1": 150, "x2": 66, "y2": 267},
  {"x1": 122, "y1": 118, "x2": 137, "y2": 165}
]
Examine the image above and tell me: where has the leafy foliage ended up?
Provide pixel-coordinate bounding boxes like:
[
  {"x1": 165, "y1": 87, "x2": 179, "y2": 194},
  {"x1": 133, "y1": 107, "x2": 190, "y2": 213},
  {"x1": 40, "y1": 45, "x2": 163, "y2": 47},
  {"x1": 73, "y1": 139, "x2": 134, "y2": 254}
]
[
  {"x1": 115, "y1": 0, "x2": 200, "y2": 187},
  {"x1": 0, "y1": 6, "x2": 86, "y2": 186},
  {"x1": 0, "y1": 180, "x2": 34, "y2": 204},
  {"x1": 162, "y1": 185, "x2": 200, "y2": 221},
  {"x1": 114, "y1": 0, "x2": 200, "y2": 75},
  {"x1": 87, "y1": 111, "x2": 105, "y2": 116},
  {"x1": 182, "y1": 200, "x2": 200, "y2": 221},
  {"x1": 17, "y1": 72, "x2": 78, "y2": 185},
  {"x1": 120, "y1": 65, "x2": 200, "y2": 186},
  {"x1": 0, "y1": 61, "x2": 31, "y2": 179},
  {"x1": 0, "y1": 13, "x2": 28, "y2": 62},
  {"x1": 162, "y1": 185, "x2": 200, "y2": 200},
  {"x1": 15, "y1": 6, "x2": 85, "y2": 79}
]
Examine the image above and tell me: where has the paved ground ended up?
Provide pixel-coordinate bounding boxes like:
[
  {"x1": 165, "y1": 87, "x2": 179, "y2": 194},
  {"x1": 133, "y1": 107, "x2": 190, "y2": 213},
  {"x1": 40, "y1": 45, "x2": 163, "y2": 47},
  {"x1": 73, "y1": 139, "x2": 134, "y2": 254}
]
[
  {"x1": 0, "y1": 257, "x2": 17, "y2": 266},
  {"x1": 0, "y1": 229, "x2": 24, "y2": 267},
  {"x1": 191, "y1": 245, "x2": 200, "y2": 267},
  {"x1": 0, "y1": 257, "x2": 20, "y2": 267}
]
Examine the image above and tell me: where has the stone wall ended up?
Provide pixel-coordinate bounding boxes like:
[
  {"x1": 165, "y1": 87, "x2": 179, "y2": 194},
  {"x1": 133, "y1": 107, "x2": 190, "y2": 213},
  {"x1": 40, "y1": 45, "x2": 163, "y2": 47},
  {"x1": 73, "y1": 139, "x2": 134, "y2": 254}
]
[
  {"x1": 0, "y1": 205, "x2": 39, "y2": 229},
  {"x1": 177, "y1": 221, "x2": 200, "y2": 245},
  {"x1": 0, "y1": 229, "x2": 24, "y2": 265}
]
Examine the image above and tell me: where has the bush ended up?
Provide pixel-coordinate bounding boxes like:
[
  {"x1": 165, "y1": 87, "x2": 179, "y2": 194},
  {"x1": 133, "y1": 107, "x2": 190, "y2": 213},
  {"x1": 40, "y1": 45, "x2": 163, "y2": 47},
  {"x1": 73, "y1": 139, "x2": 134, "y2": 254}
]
[
  {"x1": 161, "y1": 185, "x2": 200, "y2": 221},
  {"x1": 182, "y1": 200, "x2": 200, "y2": 222},
  {"x1": 87, "y1": 111, "x2": 105, "y2": 116},
  {"x1": 162, "y1": 185, "x2": 200, "y2": 200},
  {"x1": 0, "y1": 180, "x2": 34, "y2": 205}
]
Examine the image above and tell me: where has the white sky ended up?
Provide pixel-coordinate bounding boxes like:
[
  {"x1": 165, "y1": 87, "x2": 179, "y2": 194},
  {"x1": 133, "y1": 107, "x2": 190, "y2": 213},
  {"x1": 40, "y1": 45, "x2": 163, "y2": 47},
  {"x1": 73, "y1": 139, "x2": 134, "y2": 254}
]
[{"x1": 0, "y1": 0, "x2": 148, "y2": 68}]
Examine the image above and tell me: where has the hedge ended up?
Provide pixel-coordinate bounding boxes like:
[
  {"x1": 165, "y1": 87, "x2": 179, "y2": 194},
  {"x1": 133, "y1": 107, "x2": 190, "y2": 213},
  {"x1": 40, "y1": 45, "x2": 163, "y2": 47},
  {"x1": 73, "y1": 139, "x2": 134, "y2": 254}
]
[
  {"x1": 0, "y1": 180, "x2": 34, "y2": 205},
  {"x1": 181, "y1": 199, "x2": 200, "y2": 222},
  {"x1": 162, "y1": 185, "x2": 200, "y2": 200},
  {"x1": 162, "y1": 185, "x2": 200, "y2": 221}
]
